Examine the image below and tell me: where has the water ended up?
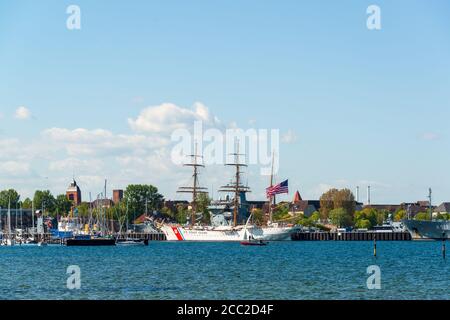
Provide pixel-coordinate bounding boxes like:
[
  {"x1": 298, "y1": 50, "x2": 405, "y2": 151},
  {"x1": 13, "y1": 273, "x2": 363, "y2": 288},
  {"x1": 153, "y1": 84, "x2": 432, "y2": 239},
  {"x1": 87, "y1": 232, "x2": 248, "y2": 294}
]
[{"x1": 0, "y1": 241, "x2": 448, "y2": 300}]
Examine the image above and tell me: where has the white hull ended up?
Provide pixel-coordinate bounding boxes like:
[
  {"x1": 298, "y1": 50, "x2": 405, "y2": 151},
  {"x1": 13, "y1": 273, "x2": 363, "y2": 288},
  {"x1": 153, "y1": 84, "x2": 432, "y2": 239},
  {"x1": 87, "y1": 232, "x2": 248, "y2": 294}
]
[{"x1": 160, "y1": 224, "x2": 297, "y2": 242}]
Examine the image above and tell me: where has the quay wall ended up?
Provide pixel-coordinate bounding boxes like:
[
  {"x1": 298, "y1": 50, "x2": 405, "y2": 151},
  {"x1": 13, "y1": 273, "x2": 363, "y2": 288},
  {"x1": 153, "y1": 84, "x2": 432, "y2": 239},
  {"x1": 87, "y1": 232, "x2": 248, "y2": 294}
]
[{"x1": 292, "y1": 232, "x2": 412, "y2": 241}]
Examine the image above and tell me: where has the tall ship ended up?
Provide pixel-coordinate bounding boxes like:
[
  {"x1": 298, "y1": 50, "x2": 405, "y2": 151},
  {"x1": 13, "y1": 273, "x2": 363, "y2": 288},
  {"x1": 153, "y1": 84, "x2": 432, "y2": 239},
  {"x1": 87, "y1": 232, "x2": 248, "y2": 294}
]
[
  {"x1": 159, "y1": 144, "x2": 299, "y2": 241},
  {"x1": 403, "y1": 189, "x2": 450, "y2": 240}
]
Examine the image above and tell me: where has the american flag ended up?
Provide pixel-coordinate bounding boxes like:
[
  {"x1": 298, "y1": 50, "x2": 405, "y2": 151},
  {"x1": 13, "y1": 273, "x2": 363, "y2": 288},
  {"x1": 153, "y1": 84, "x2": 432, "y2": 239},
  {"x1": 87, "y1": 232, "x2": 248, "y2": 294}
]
[{"x1": 266, "y1": 180, "x2": 289, "y2": 198}]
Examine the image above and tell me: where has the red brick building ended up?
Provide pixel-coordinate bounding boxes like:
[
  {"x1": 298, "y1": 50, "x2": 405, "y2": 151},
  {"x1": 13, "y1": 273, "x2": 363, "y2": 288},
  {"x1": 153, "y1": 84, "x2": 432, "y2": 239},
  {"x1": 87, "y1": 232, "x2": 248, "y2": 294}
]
[
  {"x1": 113, "y1": 189, "x2": 124, "y2": 204},
  {"x1": 66, "y1": 180, "x2": 82, "y2": 206}
]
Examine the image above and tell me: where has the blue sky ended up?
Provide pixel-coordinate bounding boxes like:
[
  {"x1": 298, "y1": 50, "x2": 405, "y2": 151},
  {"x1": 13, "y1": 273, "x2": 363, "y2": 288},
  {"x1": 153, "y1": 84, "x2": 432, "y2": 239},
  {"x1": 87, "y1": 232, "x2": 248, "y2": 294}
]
[{"x1": 0, "y1": 0, "x2": 449, "y2": 204}]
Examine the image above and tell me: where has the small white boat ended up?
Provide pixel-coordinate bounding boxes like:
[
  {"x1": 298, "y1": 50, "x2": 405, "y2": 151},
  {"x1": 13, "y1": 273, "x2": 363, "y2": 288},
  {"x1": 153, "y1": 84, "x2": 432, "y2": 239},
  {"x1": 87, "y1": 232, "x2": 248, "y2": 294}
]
[{"x1": 116, "y1": 238, "x2": 149, "y2": 246}]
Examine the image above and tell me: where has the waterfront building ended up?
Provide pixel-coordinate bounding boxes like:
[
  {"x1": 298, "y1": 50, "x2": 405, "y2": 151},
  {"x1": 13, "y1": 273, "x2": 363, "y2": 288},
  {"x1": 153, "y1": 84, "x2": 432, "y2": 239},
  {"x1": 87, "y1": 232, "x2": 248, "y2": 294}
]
[
  {"x1": 364, "y1": 201, "x2": 432, "y2": 217},
  {"x1": 433, "y1": 202, "x2": 450, "y2": 216}
]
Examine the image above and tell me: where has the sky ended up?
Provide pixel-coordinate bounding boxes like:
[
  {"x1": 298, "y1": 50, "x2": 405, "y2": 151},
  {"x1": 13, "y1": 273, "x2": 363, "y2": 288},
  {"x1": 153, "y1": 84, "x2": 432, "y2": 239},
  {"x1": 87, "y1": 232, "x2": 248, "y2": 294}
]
[{"x1": 0, "y1": 0, "x2": 449, "y2": 205}]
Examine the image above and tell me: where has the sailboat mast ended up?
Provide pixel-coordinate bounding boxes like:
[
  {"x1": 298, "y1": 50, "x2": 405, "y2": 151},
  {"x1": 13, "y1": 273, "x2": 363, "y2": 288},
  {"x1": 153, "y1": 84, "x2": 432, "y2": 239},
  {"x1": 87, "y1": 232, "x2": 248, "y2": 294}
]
[
  {"x1": 7, "y1": 199, "x2": 12, "y2": 241},
  {"x1": 233, "y1": 148, "x2": 240, "y2": 227}
]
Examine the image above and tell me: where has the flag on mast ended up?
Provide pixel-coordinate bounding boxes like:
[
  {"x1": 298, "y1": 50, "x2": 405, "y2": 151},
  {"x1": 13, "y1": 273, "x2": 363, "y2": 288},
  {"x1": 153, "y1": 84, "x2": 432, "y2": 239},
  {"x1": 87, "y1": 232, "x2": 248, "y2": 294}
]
[{"x1": 266, "y1": 180, "x2": 289, "y2": 198}]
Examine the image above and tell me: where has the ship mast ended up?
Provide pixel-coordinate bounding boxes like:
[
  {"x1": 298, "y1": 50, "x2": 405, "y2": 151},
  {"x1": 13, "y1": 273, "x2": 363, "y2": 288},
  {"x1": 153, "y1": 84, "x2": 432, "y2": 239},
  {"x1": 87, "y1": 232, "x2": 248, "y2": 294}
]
[
  {"x1": 177, "y1": 143, "x2": 208, "y2": 227},
  {"x1": 428, "y1": 188, "x2": 433, "y2": 221},
  {"x1": 219, "y1": 142, "x2": 251, "y2": 227}
]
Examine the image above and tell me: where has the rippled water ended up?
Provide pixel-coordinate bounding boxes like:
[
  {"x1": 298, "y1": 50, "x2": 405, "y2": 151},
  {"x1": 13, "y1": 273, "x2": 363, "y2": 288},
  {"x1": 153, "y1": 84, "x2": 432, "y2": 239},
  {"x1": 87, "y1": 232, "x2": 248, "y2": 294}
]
[{"x1": 0, "y1": 241, "x2": 448, "y2": 300}]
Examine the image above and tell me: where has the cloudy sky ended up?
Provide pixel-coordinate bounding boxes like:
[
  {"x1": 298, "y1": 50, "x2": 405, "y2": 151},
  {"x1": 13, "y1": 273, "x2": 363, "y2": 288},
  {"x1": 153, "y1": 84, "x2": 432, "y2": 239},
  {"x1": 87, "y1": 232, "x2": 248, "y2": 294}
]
[{"x1": 0, "y1": 0, "x2": 449, "y2": 204}]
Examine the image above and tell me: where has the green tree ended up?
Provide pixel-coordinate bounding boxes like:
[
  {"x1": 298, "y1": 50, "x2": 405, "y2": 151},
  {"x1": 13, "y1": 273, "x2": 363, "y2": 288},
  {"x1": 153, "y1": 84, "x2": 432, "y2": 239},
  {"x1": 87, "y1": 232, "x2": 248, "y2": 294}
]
[
  {"x1": 22, "y1": 198, "x2": 33, "y2": 209},
  {"x1": 76, "y1": 202, "x2": 91, "y2": 217},
  {"x1": 272, "y1": 203, "x2": 290, "y2": 221},
  {"x1": 160, "y1": 207, "x2": 175, "y2": 220},
  {"x1": 354, "y1": 208, "x2": 378, "y2": 227},
  {"x1": 196, "y1": 193, "x2": 211, "y2": 213},
  {"x1": 55, "y1": 194, "x2": 73, "y2": 215},
  {"x1": 33, "y1": 190, "x2": 56, "y2": 215},
  {"x1": 334, "y1": 188, "x2": 356, "y2": 217},
  {"x1": 124, "y1": 184, "x2": 164, "y2": 217},
  {"x1": 252, "y1": 209, "x2": 265, "y2": 225},
  {"x1": 319, "y1": 188, "x2": 339, "y2": 220},
  {"x1": 329, "y1": 208, "x2": 353, "y2": 228},
  {"x1": 377, "y1": 209, "x2": 389, "y2": 225},
  {"x1": 319, "y1": 188, "x2": 356, "y2": 220},
  {"x1": 394, "y1": 209, "x2": 407, "y2": 222},
  {"x1": 176, "y1": 205, "x2": 188, "y2": 224},
  {"x1": 435, "y1": 213, "x2": 449, "y2": 220},
  {"x1": 415, "y1": 212, "x2": 431, "y2": 221},
  {"x1": 355, "y1": 219, "x2": 371, "y2": 229},
  {"x1": 310, "y1": 211, "x2": 320, "y2": 222},
  {"x1": 0, "y1": 189, "x2": 20, "y2": 208}
]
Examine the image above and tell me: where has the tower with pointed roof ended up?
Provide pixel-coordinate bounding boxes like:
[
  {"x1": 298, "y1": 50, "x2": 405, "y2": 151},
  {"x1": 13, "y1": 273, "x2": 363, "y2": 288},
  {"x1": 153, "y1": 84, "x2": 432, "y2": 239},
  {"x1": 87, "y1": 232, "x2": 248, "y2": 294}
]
[
  {"x1": 293, "y1": 190, "x2": 302, "y2": 203},
  {"x1": 66, "y1": 180, "x2": 82, "y2": 206}
]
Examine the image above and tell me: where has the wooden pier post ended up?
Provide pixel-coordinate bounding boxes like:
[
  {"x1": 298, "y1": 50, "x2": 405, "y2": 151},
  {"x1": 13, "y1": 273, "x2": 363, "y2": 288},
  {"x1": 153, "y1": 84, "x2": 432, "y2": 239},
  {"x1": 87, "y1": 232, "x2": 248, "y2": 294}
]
[
  {"x1": 443, "y1": 232, "x2": 446, "y2": 259},
  {"x1": 373, "y1": 235, "x2": 377, "y2": 258}
]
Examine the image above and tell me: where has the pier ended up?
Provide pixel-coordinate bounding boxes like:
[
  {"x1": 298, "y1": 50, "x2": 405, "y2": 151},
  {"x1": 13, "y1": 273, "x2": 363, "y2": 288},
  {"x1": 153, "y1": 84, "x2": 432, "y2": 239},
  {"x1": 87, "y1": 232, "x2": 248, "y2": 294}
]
[
  {"x1": 292, "y1": 231, "x2": 412, "y2": 241},
  {"x1": 7, "y1": 232, "x2": 167, "y2": 245}
]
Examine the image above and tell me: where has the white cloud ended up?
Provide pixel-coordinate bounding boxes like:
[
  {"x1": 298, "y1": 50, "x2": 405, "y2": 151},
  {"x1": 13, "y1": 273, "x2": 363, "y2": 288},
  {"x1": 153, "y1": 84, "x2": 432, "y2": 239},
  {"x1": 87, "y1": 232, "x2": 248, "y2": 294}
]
[
  {"x1": 14, "y1": 106, "x2": 31, "y2": 120},
  {"x1": 42, "y1": 128, "x2": 169, "y2": 157},
  {"x1": 0, "y1": 161, "x2": 30, "y2": 176},
  {"x1": 128, "y1": 102, "x2": 222, "y2": 133},
  {"x1": 281, "y1": 130, "x2": 298, "y2": 144},
  {"x1": 49, "y1": 158, "x2": 104, "y2": 172}
]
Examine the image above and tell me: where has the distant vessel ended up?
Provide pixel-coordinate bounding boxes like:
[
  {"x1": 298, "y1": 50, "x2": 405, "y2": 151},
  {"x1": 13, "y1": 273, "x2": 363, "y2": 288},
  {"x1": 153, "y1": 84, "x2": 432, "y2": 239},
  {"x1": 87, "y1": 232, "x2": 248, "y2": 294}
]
[
  {"x1": 403, "y1": 220, "x2": 450, "y2": 240},
  {"x1": 160, "y1": 144, "x2": 299, "y2": 242},
  {"x1": 403, "y1": 188, "x2": 450, "y2": 240},
  {"x1": 116, "y1": 238, "x2": 149, "y2": 246}
]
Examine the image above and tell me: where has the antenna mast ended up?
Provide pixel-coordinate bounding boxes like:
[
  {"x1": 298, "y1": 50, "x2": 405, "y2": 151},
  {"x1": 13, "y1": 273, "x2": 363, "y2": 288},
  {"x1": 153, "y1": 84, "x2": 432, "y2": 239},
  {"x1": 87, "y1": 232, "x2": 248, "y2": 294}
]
[
  {"x1": 428, "y1": 188, "x2": 432, "y2": 221},
  {"x1": 177, "y1": 143, "x2": 208, "y2": 227}
]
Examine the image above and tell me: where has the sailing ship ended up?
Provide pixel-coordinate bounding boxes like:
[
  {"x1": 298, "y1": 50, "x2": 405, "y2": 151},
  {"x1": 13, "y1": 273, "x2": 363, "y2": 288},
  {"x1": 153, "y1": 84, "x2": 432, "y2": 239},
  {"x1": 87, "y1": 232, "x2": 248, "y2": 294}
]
[{"x1": 159, "y1": 144, "x2": 299, "y2": 242}]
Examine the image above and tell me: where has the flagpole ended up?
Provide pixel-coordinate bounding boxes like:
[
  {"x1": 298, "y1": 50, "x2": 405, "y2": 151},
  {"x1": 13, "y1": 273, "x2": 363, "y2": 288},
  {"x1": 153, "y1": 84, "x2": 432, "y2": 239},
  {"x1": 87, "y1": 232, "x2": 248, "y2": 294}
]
[{"x1": 269, "y1": 151, "x2": 275, "y2": 224}]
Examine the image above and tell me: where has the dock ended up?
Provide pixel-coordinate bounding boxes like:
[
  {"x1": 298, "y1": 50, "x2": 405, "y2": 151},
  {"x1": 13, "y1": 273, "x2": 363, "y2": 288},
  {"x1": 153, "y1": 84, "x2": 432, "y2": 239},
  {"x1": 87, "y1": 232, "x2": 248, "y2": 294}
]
[
  {"x1": 8, "y1": 232, "x2": 167, "y2": 245},
  {"x1": 292, "y1": 231, "x2": 412, "y2": 241}
]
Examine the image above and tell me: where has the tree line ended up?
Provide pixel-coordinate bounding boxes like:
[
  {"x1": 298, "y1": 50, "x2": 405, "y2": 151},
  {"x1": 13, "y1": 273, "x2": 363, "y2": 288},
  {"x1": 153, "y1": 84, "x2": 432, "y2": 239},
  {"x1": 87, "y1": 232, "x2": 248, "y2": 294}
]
[{"x1": 0, "y1": 184, "x2": 215, "y2": 225}]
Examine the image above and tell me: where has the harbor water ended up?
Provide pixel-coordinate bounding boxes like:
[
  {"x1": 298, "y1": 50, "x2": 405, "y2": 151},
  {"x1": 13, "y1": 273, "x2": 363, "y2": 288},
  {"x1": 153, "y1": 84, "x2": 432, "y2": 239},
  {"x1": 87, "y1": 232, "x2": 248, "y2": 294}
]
[{"x1": 0, "y1": 241, "x2": 448, "y2": 300}]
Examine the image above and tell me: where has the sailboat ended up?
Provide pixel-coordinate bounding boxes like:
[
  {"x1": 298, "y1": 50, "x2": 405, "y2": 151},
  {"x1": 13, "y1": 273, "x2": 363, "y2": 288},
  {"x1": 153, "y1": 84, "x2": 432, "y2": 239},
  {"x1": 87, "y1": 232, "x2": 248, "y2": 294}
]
[
  {"x1": 1, "y1": 200, "x2": 15, "y2": 246},
  {"x1": 116, "y1": 201, "x2": 149, "y2": 246},
  {"x1": 241, "y1": 213, "x2": 268, "y2": 246},
  {"x1": 159, "y1": 143, "x2": 299, "y2": 241}
]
